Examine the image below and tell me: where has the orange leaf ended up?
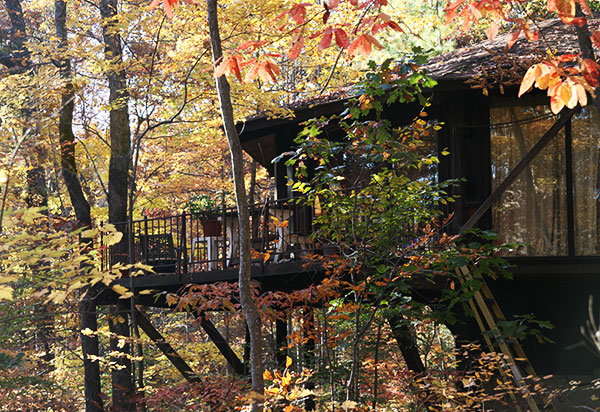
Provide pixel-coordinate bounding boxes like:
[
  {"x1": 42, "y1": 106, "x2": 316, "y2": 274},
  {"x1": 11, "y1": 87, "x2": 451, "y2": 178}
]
[
  {"x1": 215, "y1": 56, "x2": 243, "y2": 83},
  {"x1": 444, "y1": 0, "x2": 466, "y2": 24},
  {"x1": 519, "y1": 65, "x2": 537, "y2": 97},
  {"x1": 263, "y1": 59, "x2": 280, "y2": 82},
  {"x1": 348, "y1": 34, "x2": 381, "y2": 58},
  {"x1": 244, "y1": 63, "x2": 259, "y2": 83},
  {"x1": 484, "y1": 21, "x2": 499, "y2": 41},
  {"x1": 507, "y1": 29, "x2": 521, "y2": 48},
  {"x1": 288, "y1": 37, "x2": 304, "y2": 60}
]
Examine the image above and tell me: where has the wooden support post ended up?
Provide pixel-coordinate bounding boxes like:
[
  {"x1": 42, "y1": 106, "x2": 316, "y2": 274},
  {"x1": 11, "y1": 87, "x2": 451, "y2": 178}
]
[
  {"x1": 387, "y1": 314, "x2": 425, "y2": 373},
  {"x1": 80, "y1": 295, "x2": 104, "y2": 412},
  {"x1": 133, "y1": 309, "x2": 200, "y2": 382},
  {"x1": 195, "y1": 312, "x2": 246, "y2": 376},
  {"x1": 275, "y1": 318, "x2": 287, "y2": 369},
  {"x1": 459, "y1": 108, "x2": 576, "y2": 233}
]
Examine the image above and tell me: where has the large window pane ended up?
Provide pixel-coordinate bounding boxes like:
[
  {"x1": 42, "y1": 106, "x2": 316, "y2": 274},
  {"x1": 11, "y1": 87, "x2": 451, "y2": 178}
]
[
  {"x1": 572, "y1": 107, "x2": 600, "y2": 255},
  {"x1": 490, "y1": 99, "x2": 567, "y2": 256}
]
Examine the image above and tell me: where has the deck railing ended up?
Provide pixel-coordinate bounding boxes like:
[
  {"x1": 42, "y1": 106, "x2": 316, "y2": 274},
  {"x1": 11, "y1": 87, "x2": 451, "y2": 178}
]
[{"x1": 100, "y1": 197, "x2": 316, "y2": 274}]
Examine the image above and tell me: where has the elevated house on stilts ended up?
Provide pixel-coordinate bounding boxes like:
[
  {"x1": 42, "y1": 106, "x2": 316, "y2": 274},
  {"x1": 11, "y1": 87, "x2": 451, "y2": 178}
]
[{"x1": 90, "y1": 18, "x2": 600, "y2": 412}]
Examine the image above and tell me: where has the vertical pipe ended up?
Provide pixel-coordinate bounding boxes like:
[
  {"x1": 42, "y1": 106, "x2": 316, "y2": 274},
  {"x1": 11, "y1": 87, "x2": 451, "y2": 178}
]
[
  {"x1": 181, "y1": 213, "x2": 187, "y2": 274},
  {"x1": 222, "y1": 197, "x2": 226, "y2": 269}
]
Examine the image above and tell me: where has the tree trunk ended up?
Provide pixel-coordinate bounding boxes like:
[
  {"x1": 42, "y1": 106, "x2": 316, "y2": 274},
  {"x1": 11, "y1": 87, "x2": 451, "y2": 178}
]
[
  {"x1": 206, "y1": 0, "x2": 264, "y2": 410},
  {"x1": 81, "y1": 293, "x2": 104, "y2": 412},
  {"x1": 55, "y1": 0, "x2": 91, "y2": 227},
  {"x1": 99, "y1": 0, "x2": 134, "y2": 409}
]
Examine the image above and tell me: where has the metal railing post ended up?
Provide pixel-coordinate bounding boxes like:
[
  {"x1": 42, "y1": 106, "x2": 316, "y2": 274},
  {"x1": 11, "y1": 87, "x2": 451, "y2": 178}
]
[{"x1": 181, "y1": 213, "x2": 188, "y2": 274}]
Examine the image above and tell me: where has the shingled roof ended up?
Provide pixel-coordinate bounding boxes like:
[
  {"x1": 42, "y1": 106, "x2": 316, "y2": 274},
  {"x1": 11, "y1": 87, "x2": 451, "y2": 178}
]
[{"x1": 424, "y1": 18, "x2": 593, "y2": 85}]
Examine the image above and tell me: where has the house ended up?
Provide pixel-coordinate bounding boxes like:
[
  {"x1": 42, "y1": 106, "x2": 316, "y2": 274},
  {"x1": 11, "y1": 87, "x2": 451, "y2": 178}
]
[{"x1": 237, "y1": 18, "x2": 600, "y2": 387}]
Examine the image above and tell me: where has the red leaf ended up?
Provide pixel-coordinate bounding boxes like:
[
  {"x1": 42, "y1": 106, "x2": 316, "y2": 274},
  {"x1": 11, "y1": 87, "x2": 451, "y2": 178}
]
[
  {"x1": 148, "y1": 0, "x2": 196, "y2": 18},
  {"x1": 576, "y1": 0, "x2": 592, "y2": 15},
  {"x1": 323, "y1": 10, "x2": 330, "y2": 24},
  {"x1": 386, "y1": 21, "x2": 403, "y2": 32},
  {"x1": 319, "y1": 30, "x2": 333, "y2": 50},
  {"x1": 591, "y1": 30, "x2": 600, "y2": 49},
  {"x1": 324, "y1": 0, "x2": 340, "y2": 9},
  {"x1": 581, "y1": 58, "x2": 600, "y2": 87},
  {"x1": 288, "y1": 37, "x2": 304, "y2": 60},
  {"x1": 290, "y1": 4, "x2": 307, "y2": 25},
  {"x1": 334, "y1": 29, "x2": 349, "y2": 48},
  {"x1": 556, "y1": 53, "x2": 579, "y2": 62}
]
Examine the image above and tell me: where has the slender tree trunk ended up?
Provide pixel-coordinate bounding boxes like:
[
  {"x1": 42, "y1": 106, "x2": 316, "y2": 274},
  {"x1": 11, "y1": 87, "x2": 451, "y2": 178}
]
[
  {"x1": 99, "y1": 0, "x2": 134, "y2": 409},
  {"x1": 81, "y1": 292, "x2": 104, "y2": 412},
  {"x1": 55, "y1": 0, "x2": 91, "y2": 227},
  {"x1": 206, "y1": 1, "x2": 264, "y2": 409}
]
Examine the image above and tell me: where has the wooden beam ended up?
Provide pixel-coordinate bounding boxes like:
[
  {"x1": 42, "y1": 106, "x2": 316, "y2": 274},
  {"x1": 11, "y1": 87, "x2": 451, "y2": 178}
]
[
  {"x1": 195, "y1": 312, "x2": 246, "y2": 376},
  {"x1": 459, "y1": 108, "x2": 576, "y2": 233},
  {"x1": 133, "y1": 309, "x2": 200, "y2": 383}
]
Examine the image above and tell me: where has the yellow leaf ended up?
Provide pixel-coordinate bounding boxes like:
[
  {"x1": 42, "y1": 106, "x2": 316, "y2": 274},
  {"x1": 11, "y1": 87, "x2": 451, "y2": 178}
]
[
  {"x1": 104, "y1": 231, "x2": 123, "y2": 246},
  {"x1": 68, "y1": 280, "x2": 85, "y2": 292},
  {"x1": 0, "y1": 169, "x2": 7, "y2": 185},
  {"x1": 112, "y1": 284, "x2": 133, "y2": 299},
  {"x1": 284, "y1": 405, "x2": 294, "y2": 412},
  {"x1": 22, "y1": 207, "x2": 45, "y2": 224},
  {"x1": 0, "y1": 285, "x2": 13, "y2": 301},
  {"x1": 81, "y1": 228, "x2": 98, "y2": 238},
  {"x1": 262, "y1": 252, "x2": 271, "y2": 262},
  {"x1": 138, "y1": 289, "x2": 155, "y2": 295},
  {"x1": 263, "y1": 369, "x2": 273, "y2": 380},
  {"x1": 286, "y1": 356, "x2": 293, "y2": 368},
  {"x1": 341, "y1": 400, "x2": 358, "y2": 410}
]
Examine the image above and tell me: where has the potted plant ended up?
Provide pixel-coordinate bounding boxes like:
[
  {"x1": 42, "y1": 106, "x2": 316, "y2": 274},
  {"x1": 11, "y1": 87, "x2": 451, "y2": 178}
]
[{"x1": 185, "y1": 194, "x2": 222, "y2": 236}]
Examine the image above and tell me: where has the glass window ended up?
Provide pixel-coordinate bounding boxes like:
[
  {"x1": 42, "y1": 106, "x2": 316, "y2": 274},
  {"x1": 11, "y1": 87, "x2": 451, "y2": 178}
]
[
  {"x1": 571, "y1": 107, "x2": 600, "y2": 255},
  {"x1": 490, "y1": 99, "x2": 567, "y2": 256}
]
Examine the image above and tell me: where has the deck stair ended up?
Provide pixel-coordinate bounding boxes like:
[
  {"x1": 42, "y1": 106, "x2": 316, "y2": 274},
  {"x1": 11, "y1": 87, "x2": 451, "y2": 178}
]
[{"x1": 455, "y1": 265, "x2": 555, "y2": 412}]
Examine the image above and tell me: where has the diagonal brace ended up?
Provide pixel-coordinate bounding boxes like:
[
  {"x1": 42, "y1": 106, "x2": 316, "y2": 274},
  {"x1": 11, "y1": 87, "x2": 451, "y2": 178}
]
[
  {"x1": 459, "y1": 108, "x2": 576, "y2": 233},
  {"x1": 194, "y1": 311, "x2": 246, "y2": 376},
  {"x1": 133, "y1": 308, "x2": 200, "y2": 383}
]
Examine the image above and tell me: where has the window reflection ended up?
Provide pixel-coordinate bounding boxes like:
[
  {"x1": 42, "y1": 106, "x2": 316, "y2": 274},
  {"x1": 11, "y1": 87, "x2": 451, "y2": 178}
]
[
  {"x1": 571, "y1": 107, "x2": 600, "y2": 255},
  {"x1": 490, "y1": 99, "x2": 567, "y2": 256}
]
